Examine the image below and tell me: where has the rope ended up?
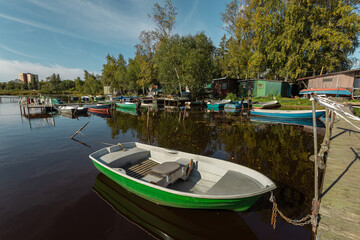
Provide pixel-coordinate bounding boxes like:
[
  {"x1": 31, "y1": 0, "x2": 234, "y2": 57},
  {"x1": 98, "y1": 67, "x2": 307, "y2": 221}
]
[
  {"x1": 269, "y1": 192, "x2": 314, "y2": 230},
  {"x1": 77, "y1": 131, "x2": 114, "y2": 146}
]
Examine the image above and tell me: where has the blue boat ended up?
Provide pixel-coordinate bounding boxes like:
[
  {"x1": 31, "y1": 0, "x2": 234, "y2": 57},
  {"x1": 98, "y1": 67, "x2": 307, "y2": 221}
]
[
  {"x1": 299, "y1": 88, "x2": 351, "y2": 96},
  {"x1": 250, "y1": 109, "x2": 326, "y2": 119},
  {"x1": 224, "y1": 100, "x2": 250, "y2": 109},
  {"x1": 206, "y1": 99, "x2": 231, "y2": 109},
  {"x1": 250, "y1": 116, "x2": 325, "y2": 127}
]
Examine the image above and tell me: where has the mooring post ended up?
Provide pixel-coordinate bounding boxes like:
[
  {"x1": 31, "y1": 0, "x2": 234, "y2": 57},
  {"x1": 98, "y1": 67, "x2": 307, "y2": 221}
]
[
  {"x1": 147, "y1": 106, "x2": 150, "y2": 129},
  {"x1": 325, "y1": 108, "x2": 330, "y2": 144},
  {"x1": 330, "y1": 110, "x2": 335, "y2": 127},
  {"x1": 311, "y1": 96, "x2": 319, "y2": 233},
  {"x1": 70, "y1": 122, "x2": 89, "y2": 139}
]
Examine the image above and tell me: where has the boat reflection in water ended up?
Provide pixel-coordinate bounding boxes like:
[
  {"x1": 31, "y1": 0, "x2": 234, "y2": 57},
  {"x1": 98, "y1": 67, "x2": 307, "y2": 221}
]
[
  {"x1": 116, "y1": 107, "x2": 142, "y2": 116},
  {"x1": 250, "y1": 116, "x2": 326, "y2": 128},
  {"x1": 89, "y1": 111, "x2": 111, "y2": 118},
  {"x1": 93, "y1": 173, "x2": 257, "y2": 240}
]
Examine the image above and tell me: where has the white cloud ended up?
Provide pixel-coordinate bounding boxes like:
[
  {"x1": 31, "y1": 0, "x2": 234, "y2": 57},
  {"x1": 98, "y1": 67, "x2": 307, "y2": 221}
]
[
  {"x1": 20, "y1": 0, "x2": 156, "y2": 45},
  {"x1": 0, "y1": 58, "x2": 95, "y2": 82}
]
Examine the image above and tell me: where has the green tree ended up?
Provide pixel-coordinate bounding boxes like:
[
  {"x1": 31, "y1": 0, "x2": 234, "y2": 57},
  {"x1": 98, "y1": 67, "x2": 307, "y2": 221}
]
[
  {"x1": 101, "y1": 54, "x2": 119, "y2": 93},
  {"x1": 74, "y1": 77, "x2": 84, "y2": 92},
  {"x1": 221, "y1": 0, "x2": 360, "y2": 81},
  {"x1": 46, "y1": 73, "x2": 62, "y2": 92},
  {"x1": 61, "y1": 80, "x2": 75, "y2": 91},
  {"x1": 83, "y1": 70, "x2": 102, "y2": 95},
  {"x1": 148, "y1": 0, "x2": 177, "y2": 42},
  {"x1": 114, "y1": 54, "x2": 128, "y2": 94},
  {"x1": 155, "y1": 32, "x2": 215, "y2": 96},
  {"x1": 126, "y1": 58, "x2": 141, "y2": 94},
  {"x1": 135, "y1": 31, "x2": 158, "y2": 94}
]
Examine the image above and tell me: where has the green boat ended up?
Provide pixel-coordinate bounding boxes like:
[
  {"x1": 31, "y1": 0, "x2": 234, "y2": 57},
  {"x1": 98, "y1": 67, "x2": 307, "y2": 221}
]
[
  {"x1": 116, "y1": 102, "x2": 138, "y2": 109},
  {"x1": 89, "y1": 142, "x2": 276, "y2": 211},
  {"x1": 93, "y1": 173, "x2": 257, "y2": 239}
]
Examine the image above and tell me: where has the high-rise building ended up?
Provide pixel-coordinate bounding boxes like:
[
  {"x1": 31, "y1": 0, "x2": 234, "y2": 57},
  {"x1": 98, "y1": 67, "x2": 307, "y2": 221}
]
[{"x1": 18, "y1": 73, "x2": 38, "y2": 84}]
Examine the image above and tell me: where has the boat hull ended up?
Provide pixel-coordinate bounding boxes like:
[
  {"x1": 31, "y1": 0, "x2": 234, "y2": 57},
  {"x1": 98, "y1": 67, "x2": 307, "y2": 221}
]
[
  {"x1": 252, "y1": 101, "x2": 280, "y2": 109},
  {"x1": 116, "y1": 102, "x2": 137, "y2": 109},
  {"x1": 299, "y1": 88, "x2": 351, "y2": 96},
  {"x1": 92, "y1": 161, "x2": 261, "y2": 211},
  {"x1": 89, "y1": 104, "x2": 111, "y2": 114},
  {"x1": 251, "y1": 109, "x2": 326, "y2": 119}
]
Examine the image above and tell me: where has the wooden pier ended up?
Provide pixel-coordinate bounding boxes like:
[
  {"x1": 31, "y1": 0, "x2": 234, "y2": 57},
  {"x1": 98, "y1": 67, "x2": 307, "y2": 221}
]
[{"x1": 317, "y1": 117, "x2": 360, "y2": 239}]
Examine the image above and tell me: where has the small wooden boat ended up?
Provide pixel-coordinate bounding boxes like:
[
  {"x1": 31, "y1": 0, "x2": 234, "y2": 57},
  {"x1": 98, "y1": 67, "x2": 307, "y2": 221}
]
[
  {"x1": 116, "y1": 102, "x2": 139, "y2": 109},
  {"x1": 88, "y1": 104, "x2": 111, "y2": 114},
  {"x1": 224, "y1": 100, "x2": 250, "y2": 109},
  {"x1": 252, "y1": 100, "x2": 280, "y2": 109},
  {"x1": 206, "y1": 99, "x2": 231, "y2": 109},
  {"x1": 251, "y1": 109, "x2": 326, "y2": 119},
  {"x1": 89, "y1": 142, "x2": 276, "y2": 211}
]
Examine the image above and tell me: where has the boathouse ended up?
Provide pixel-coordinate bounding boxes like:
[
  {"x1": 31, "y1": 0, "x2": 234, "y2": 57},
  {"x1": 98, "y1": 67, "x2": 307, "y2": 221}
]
[
  {"x1": 211, "y1": 78, "x2": 291, "y2": 98},
  {"x1": 211, "y1": 77, "x2": 239, "y2": 98},
  {"x1": 296, "y1": 68, "x2": 360, "y2": 98}
]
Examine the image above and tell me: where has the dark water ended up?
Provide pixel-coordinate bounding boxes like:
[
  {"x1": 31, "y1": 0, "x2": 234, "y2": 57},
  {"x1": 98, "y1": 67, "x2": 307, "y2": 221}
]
[{"x1": 0, "y1": 96, "x2": 323, "y2": 240}]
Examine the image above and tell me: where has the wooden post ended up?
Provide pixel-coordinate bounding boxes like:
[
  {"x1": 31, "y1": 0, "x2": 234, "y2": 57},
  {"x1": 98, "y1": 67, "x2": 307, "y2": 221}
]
[
  {"x1": 70, "y1": 122, "x2": 89, "y2": 139},
  {"x1": 311, "y1": 98, "x2": 319, "y2": 200},
  {"x1": 325, "y1": 108, "x2": 330, "y2": 144},
  {"x1": 147, "y1": 106, "x2": 150, "y2": 129},
  {"x1": 311, "y1": 97, "x2": 319, "y2": 233}
]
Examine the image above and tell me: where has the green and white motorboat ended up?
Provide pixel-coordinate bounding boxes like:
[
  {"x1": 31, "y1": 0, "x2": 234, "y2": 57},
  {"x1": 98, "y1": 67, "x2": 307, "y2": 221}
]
[{"x1": 89, "y1": 142, "x2": 276, "y2": 211}]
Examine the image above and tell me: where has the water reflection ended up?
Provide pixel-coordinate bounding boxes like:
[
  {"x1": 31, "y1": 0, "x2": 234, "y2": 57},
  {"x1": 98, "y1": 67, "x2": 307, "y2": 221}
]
[
  {"x1": 104, "y1": 109, "x2": 321, "y2": 226},
  {"x1": 93, "y1": 173, "x2": 257, "y2": 240},
  {"x1": 250, "y1": 116, "x2": 326, "y2": 128},
  {"x1": 115, "y1": 107, "x2": 142, "y2": 116},
  {"x1": 89, "y1": 111, "x2": 111, "y2": 118}
]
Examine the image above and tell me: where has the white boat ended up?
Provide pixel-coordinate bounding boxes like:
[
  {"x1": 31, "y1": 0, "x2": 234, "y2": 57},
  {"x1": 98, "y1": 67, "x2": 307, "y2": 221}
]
[
  {"x1": 58, "y1": 106, "x2": 88, "y2": 115},
  {"x1": 89, "y1": 142, "x2": 276, "y2": 211}
]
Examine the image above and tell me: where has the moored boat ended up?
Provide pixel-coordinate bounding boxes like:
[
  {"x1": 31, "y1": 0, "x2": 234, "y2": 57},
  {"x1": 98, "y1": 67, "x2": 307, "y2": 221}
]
[
  {"x1": 251, "y1": 109, "x2": 326, "y2": 119},
  {"x1": 58, "y1": 105, "x2": 88, "y2": 115},
  {"x1": 206, "y1": 99, "x2": 232, "y2": 109},
  {"x1": 299, "y1": 88, "x2": 352, "y2": 97},
  {"x1": 252, "y1": 100, "x2": 280, "y2": 109},
  {"x1": 89, "y1": 142, "x2": 276, "y2": 211},
  {"x1": 116, "y1": 102, "x2": 139, "y2": 109},
  {"x1": 224, "y1": 100, "x2": 251, "y2": 109},
  {"x1": 88, "y1": 104, "x2": 111, "y2": 114}
]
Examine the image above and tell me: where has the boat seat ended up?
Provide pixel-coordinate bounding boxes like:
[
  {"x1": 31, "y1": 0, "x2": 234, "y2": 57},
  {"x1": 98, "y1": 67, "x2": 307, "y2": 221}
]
[
  {"x1": 142, "y1": 159, "x2": 194, "y2": 187},
  {"x1": 204, "y1": 170, "x2": 263, "y2": 195},
  {"x1": 99, "y1": 147, "x2": 150, "y2": 168}
]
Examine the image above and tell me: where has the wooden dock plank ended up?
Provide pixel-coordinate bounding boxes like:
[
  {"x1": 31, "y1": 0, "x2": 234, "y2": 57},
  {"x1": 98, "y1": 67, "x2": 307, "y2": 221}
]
[{"x1": 318, "y1": 117, "x2": 360, "y2": 240}]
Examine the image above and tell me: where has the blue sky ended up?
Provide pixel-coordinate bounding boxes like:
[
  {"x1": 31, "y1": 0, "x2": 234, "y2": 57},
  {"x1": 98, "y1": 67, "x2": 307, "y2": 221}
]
[{"x1": 0, "y1": 0, "x2": 229, "y2": 82}]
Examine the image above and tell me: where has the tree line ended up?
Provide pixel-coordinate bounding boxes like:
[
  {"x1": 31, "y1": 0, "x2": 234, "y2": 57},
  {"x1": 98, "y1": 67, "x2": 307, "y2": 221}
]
[
  {"x1": 0, "y1": 71, "x2": 102, "y2": 95},
  {"x1": 1, "y1": 0, "x2": 359, "y2": 97}
]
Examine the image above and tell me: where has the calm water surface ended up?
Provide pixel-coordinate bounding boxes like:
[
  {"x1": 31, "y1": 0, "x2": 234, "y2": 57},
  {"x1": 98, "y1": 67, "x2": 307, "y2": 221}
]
[{"x1": 0, "y1": 96, "x2": 323, "y2": 240}]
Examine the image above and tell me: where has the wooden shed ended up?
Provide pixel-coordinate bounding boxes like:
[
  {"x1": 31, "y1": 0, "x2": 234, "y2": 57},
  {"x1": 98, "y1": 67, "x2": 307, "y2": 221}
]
[
  {"x1": 297, "y1": 69, "x2": 360, "y2": 97},
  {"x1": 239, "y1": 79, "x2": 291, "y2": 98},
  {"x1": 212, "y1": 77, "x2": 239, "y2": 98}
]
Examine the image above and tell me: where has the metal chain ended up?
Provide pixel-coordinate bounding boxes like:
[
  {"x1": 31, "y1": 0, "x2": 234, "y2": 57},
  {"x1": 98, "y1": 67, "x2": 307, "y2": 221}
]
[{"x1": 270, "y1": 192, "x2": 314, "y2": 229}]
